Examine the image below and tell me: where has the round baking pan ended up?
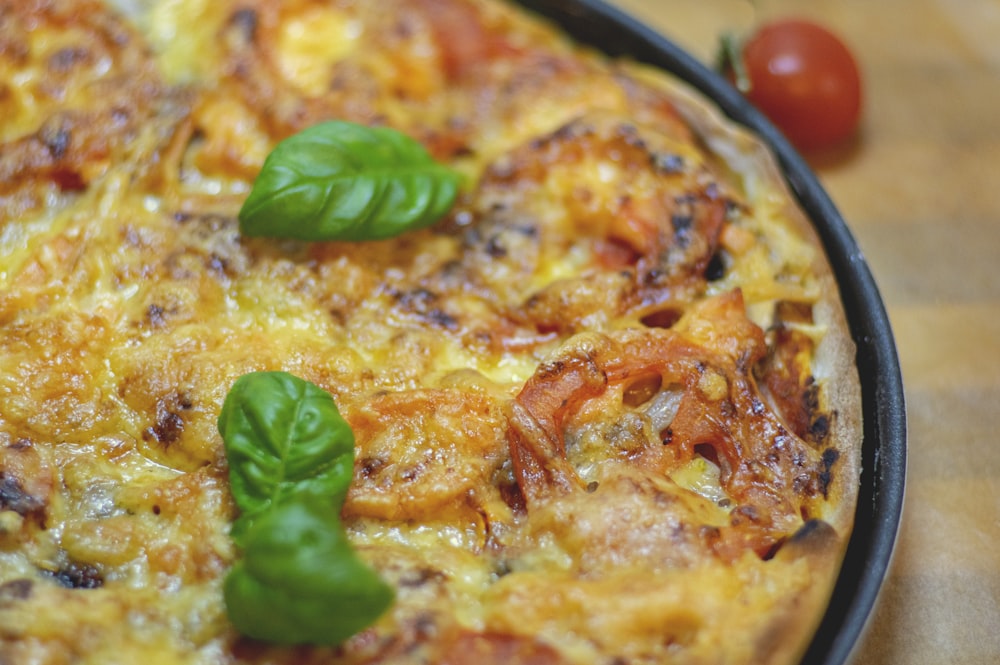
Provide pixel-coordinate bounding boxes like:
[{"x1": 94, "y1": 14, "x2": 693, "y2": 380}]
[{"x1": 514, "y1": 1, "x2": 908, "y2": 663}]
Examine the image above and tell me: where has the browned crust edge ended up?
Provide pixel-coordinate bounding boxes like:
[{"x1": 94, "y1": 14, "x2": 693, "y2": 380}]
[{"x1": 623, "y1": 63, "x2": 864, "y2": 665}]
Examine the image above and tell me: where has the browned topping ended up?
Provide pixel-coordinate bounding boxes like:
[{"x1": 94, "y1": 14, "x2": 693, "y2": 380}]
[
  {"x1": 45, "y1": 562, "x2": 104, "y2": 589},
  {"x1": 0, "y1": 1, "x2": 857, "y2": 662},
  {"x1": 0, "y1": 579, "x2": 34, "y2": 602},
  {"x1": 507, "y1": 291, "x2": 833, "y2": 562}
]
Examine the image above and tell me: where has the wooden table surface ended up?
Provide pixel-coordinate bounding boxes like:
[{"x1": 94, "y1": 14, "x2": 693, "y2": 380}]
[{"x1": 607, "y1": 1, "x2": 1000, "y2": 664}]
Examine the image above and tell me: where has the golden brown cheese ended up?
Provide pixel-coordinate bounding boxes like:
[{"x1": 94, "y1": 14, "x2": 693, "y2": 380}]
[{"x1": 0, "y1": 1, "x2": 861, "y2": 664}]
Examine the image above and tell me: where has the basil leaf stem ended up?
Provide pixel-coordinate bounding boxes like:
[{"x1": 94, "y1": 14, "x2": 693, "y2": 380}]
[
  {"x1": 238, "y1": 121, "x2": 461, "y2": 241},
  {"x1": 716, "y1": 31, "x2": 752, "y2": 93},
  {"x1": 219, "y1": 371, "x2": 393, "y2": 645}
]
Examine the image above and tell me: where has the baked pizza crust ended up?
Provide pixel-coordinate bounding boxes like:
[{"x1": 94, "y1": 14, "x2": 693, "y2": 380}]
[
  {"x1": 637, "y1": 66, "x2": 864, "y2": 663},
  {"x1": 0, "y1": 1, "x2": 863, "y2": 663},
  {"x1": 639, "y1": 65, "x2": 863, "y2": 531}
]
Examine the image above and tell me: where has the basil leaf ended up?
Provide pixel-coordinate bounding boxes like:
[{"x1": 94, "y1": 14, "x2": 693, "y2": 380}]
[
  {"x1": 218, "y1": 371, "x2": 355, "y2": 544},
  {"x1": 238, "y1": 121, "x2": 461, "y2": 241},
  {"x1": 218, "y1": 371, "x2": 394, "y2": 645},
  {"x1": 224, "y1": 498, "x2": 394, "y2": 645}
]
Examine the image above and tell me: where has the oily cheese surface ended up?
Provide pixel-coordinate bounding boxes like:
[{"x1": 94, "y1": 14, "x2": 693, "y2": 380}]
[{"x1": 0, "y1": 1, "x2": 862, "y2": 664}]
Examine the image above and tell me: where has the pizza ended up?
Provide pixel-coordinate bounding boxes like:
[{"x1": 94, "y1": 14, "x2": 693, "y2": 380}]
[{"x1": 0, "y1": 0, "x2": 862, "y2": 664}]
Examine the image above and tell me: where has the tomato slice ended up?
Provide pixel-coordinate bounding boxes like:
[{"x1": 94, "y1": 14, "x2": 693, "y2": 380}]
[{"x1": 506, "y1": 291, "x2": 831, "y2": 560}]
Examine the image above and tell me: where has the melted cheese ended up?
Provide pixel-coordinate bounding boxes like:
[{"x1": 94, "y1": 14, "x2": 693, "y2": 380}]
[
  {"x1": 0, "y1": 1, "x2": 856, "y2": 664},
  {"x1": 145, "y1": 0, "x2": 227, "y2": 82}
]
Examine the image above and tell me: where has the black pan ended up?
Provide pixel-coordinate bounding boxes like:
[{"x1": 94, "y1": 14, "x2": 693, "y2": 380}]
[{"x1": 512, "y1": 1, "x2": 908, "y2": 663}]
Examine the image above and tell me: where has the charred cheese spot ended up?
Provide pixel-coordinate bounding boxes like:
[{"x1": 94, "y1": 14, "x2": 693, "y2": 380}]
[{"x1": 44, "y1": 562, "x2": 104, "y2": 589}]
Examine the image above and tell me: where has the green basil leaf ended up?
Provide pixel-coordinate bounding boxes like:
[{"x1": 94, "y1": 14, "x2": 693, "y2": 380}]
[
  {"x1": 218, "y1": 371, "x2": 354, "y2": 544},
  {"x1": 238, "y1": 121, "x2": 461, "y2": 241},
  {"x1": 219, "y1": 371, "x2": 394, "y2": 645},
  {"x1": 224, "y1": 498, "x2": 394, "y2": 645}
]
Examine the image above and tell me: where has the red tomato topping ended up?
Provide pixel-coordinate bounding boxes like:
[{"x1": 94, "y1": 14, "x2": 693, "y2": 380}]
[{"x1": 735, "y1": 19, "x2": 863, "y2": 152}]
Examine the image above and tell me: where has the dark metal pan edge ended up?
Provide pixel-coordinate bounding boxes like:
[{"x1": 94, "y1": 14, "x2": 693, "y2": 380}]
[{"x1": 510, "y1": 1, "x2": 908, "y2": 663}]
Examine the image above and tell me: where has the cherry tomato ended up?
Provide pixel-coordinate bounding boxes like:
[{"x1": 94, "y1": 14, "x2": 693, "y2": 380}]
[{"x1": 731, "y1": 19, "x2": 863, "y2": 152}]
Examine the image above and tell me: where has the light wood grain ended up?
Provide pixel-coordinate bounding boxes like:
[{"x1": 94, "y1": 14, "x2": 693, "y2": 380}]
[{"x1": 607, "y1": 1, "x2": 1000, "y2": 663}]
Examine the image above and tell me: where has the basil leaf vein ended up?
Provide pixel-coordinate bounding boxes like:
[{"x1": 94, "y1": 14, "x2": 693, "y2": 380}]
[{"x1": 238, "y1": 121, "x2": 461, "y2": 242}]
